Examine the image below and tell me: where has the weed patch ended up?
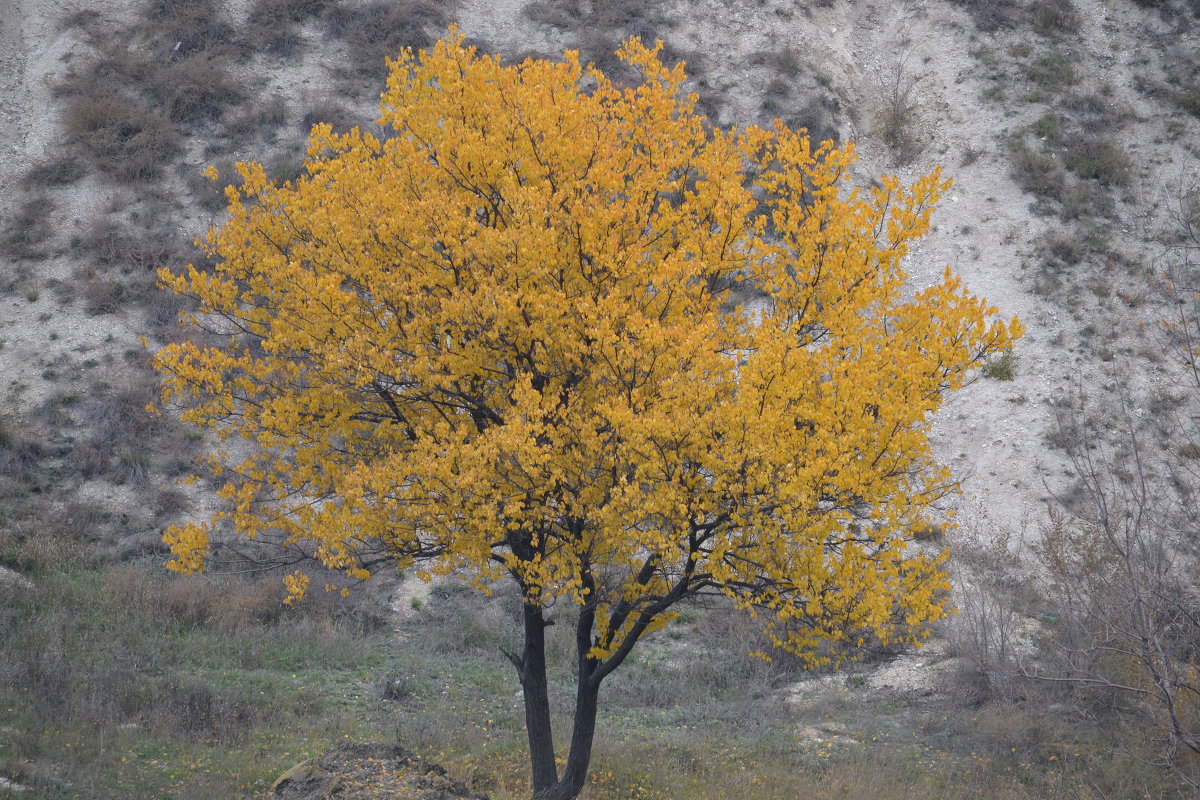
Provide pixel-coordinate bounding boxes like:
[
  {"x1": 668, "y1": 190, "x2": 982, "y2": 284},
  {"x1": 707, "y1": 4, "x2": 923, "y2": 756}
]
[
  {"x1": 1031, "y1": 0, "x2": 1080, "y2": 36},
  {"x1": 1026, "y1": 52, "x2": 1078, "y2": 91},
  {"x1": 1062, "y1": 135, "x2": 1133, "y2": 186}
]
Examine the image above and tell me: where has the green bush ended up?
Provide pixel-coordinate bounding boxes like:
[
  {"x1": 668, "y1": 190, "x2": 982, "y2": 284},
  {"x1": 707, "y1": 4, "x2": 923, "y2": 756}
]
[{"x1": 982, "y1": 349, "x2": 1018, "y2": 380}]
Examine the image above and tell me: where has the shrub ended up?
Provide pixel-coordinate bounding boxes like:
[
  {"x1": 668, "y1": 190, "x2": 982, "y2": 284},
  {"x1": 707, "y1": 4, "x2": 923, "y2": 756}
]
[
  {"x1": 950, "y1": 0, "x2": 1024, "y2": 31},
  {"x1": 1031, "y1": 0, "x2": 1080, "y2": 36},
  {"x1": 1009, "y1": 138, "x2": 1067, "y2": 202},
  {"x1": 149, "y1": 53, "x2": 245, "y2": 126},
  {"x1": 62, "y1": 95, "x2": 182, "y2": 181},
  {"x1": 786, "y1": 98, "x2": 840, "y2": 148},
  {"x1": 300, "y1": 92, "x2": 355, "y2": 133},
  {"x1": 1031, "y1": 112, "x2": 1064, "y2": 144},
  {"x1": 874, "y1": 58, "x2": 922, "y2": 164},
  {"x1": 21, "y1": 156, "x2": 87, "y2": 188},
  {"x1": 981, "y1": 348, "x2": 1018, "y2": 380},
  {"x1": 1026, "y1": 52, "x2": 1078, "y2": 90},
  {"x1": 1, "y1": 194, "x2": 55, "y2": 260},
  {"x1": 326, "y1": 1, "x2": 451, "y2": 82},
  {"x1": 1063, "y1": 135, "x2": 1133, "y2": 186},
  {"x1": 246, "y1": 0, "x2": 330, "y2": 57},
  {"x1": 140, "y1": 0, "x2": 240, "y2": 58},
  {"x1": 84, "y1": 279, "x2": 125, "y2": 315},
  {"x1": 1038, "y1": 229, "x2": 1089, "y2": 267},
  {"x1": 82, "y1": 209, "x2": 180, "y2": 275}
]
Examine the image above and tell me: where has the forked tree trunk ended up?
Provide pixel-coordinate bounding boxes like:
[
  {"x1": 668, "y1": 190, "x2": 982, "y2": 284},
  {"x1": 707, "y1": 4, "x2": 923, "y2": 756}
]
[{"x1": 519, "y1": 602, "x2": 604, "y2": 800}]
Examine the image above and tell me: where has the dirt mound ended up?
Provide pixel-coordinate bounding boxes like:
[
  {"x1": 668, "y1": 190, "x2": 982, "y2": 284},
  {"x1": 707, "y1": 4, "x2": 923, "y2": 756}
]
[{"x1": 270, "y1": 743, "x2": 489, "y2": 800}]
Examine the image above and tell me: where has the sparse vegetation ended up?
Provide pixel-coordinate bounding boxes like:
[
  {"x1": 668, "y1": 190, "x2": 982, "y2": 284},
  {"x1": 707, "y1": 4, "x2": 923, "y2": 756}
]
[
  {"x1": 981, "y1": 348, "x2": 1018, "y2": 380},
  {"x1": 1062, "y1": 135, "x2": 1134, "y2": 186},
  {"x1": 1031, "y1": 0, "x2": 1080, "y2": 36},
  {"x1": 326, "y1": 1, "x2": 454, "y2": 84},
  {"x1": 1, "y1": 194, "x2": 55, "y2": 261},
  {"x1": 874, "y1": 54, "x2": 922, "y2": 164}
]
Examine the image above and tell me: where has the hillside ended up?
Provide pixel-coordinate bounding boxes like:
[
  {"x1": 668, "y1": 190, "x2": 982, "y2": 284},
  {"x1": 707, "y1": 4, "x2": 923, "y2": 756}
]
[{"x1": 1, "y1": 0, "x2": 1199, "y2": 797}]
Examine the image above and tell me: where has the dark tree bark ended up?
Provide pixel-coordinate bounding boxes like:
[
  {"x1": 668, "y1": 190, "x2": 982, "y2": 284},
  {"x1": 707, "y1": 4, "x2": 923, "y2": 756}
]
[
  {"x1": 518, "y1": 600, "x2": 559, "y2": 793},
  {"x1": 523, "y1": 596, "x2": 603, "y2": 800}
]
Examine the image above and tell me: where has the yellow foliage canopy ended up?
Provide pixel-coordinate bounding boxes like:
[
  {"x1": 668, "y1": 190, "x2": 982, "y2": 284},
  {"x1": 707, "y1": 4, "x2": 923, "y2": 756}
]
[{"x1": 155, "y1": 33, "x2": 1021, "y2": 666}]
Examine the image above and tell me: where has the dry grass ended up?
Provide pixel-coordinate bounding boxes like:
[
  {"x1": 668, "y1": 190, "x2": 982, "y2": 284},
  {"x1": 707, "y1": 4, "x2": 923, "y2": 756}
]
[
  {"x1": 21, "y1": 155, "x2": 88, "y2": 188},
  {"x1": 62, "y1": 93, "x2": 182, "y2": 182},
  {"x1": 1, "y1": 193, "x2": 55, "y2": 261},
  {"x1": 139, "y1": 0, "x2": 240, "y2": 58},
  {"x1": 949, "y1": 0, "x2": 1024, "y2": 32},
  {"x1": 246, "y1": 0, "x2": 332, "y2": 57},
  {"x1": 326, "y1": 1, "x2": 454, "y2": 84}
]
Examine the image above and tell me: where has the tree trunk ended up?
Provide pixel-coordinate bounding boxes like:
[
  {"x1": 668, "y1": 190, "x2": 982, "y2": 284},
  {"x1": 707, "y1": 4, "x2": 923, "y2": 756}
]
[
  {"x1": 527, "y1": 601, "x2": 603, "y2": 800},
  {"x1": 520, "y1": 601, "x2": 559, "y2": 793},
  {"x1": 529, "y1": 672, "x2": 601, "y2": 800}
]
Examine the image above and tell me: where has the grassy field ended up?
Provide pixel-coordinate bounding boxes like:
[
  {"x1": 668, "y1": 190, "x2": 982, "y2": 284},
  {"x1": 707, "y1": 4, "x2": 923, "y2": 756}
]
[{"x1": 1, "y1": 546, "x2": 1191, "y2": 799}]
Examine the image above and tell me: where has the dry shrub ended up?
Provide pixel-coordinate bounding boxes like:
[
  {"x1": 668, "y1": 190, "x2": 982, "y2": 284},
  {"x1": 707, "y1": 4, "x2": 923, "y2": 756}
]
[
  {"x1": 1063, "y1": 135, "x2": 1133, "y2": 186},
  {"x1": 524, "y1": 0, "x2": 670, "y2": 84},
  {"x1": 88, "y1": 379, "x2": 159, "y2": 445},
  {"x1": 874, "y1": 56, "x2": 922, "y2": 164},
  {"x1": 221, "y1": 93, "x2": 291, "y2": 143},
  {"x1": 1031, "y1": 0, "x2": 1080, "y2": 35},
  {"x1": 301, "y1": 91, "x2": 355, "y2": 133},
  {"x1": 785, "y1": 98, "x2": 840, "y2": 148},
  {"x1": 950, "y1": 0, "x2": 1024, "y2": 31},
  {"x1": 63, "y1": 95, "x2": 182, "y2": 181},
  {"x1": 153, "y1": 487, "x2": 191, "y2": 521},
  {"x1": 114, "y1": 448, "x2": 152, "y2": 486},
  {"x1": 156, "y1": 574, "x2": 226, "y2": 628},
  {"x1": 146, "y1": 289, "x2": 196, "y2": 337},
  {"x1": 82, "y1": 216, "x2": 180, "y2": 276},
  {"x1": 0, "y1": 430, "x2": 46, "y2": 487},
  {"x1": 140, "y1": 0, "x2": 240, "y2": 58},
  {"x1": 187, "y1": 159, "x2": 237, "y2": 211},
  {"x1": 1, "y1": 194, "x2": 55, "y2": 260},
  {"x1": 150, "y1": 54, "x2": 245, "y2": 126},
  {"x1": 84, "y1": 278, "x2": 125, "y2": 315},
  {"x1": 22, "y1": 156, "x2": 88, "y2": 188},
  {"x1": 1026, "y1": 52, "x2": 1078, "y2": 90},
  {"x1": 246, "y1": 0, "x2": 331, "y2": 57},
  {"x1": 327, "y1": 1, "x2": 452, "y2": 81},
  {"x1": 56, "y1": 20, "x2": 243, "y2": 183},
  {"x1": 1009, "y1": 137, "x2": 1068, "y2": 202},
  {"x1": 58, "y1": 7, "x2": 103, "y2": 32},
  {"x1": 523, "y1": 1, "x2": 576, "y2": 28}
]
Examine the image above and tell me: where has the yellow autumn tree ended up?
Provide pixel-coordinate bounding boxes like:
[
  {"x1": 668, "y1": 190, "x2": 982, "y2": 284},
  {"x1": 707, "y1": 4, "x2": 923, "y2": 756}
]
[{"x1": 154, "y1": 31, "x2": 1021, "y2": 800}]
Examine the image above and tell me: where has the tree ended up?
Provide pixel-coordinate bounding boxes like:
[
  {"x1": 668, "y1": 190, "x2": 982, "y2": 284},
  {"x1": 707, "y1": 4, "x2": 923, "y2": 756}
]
[{"x1": 153, "y1": 32, "x2": 1021, "y2": 800}]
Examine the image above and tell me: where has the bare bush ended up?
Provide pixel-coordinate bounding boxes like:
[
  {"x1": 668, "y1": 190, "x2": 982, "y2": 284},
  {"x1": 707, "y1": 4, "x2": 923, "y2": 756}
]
[
  {"x1": 246, "y1": 0, "x2": 330, "y2": 57},
  {"x1": 874, "y1": 54, "x2": 922, "y2": 165},
  {"x1": 1031, "y1": 399, "x2": 1200, "y2": 786},
  {"x1": 326, "y1": 1, "x2": 452, "y2": 83},
  {"x1": 1, "y1": 194, "x2": 55, "y2": 260},
  {"x1": 949, "y1": 0, "x2": 1024, "y2": 32}
]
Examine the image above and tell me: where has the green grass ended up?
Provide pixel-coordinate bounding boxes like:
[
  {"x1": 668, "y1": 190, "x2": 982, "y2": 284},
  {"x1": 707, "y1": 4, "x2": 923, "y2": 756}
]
[{"x1": 1, "y1": 537, "x2": 1194, "y2": 800}]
